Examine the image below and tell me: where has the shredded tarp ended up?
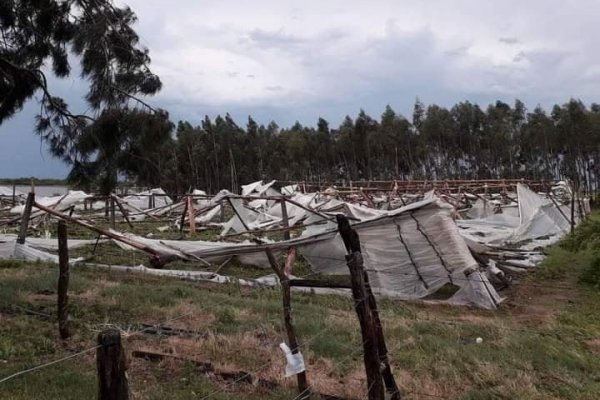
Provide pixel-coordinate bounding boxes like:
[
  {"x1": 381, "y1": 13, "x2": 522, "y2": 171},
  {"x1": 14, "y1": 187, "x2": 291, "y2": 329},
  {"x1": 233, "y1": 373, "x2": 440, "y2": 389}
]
[
  {"x1": 103, "y1": 198, "x2": 501, "y2": 309},
  {"x1": 122, "y1": 188, "x2": 172, "y2": 210},
  {"x1": 458, "y1": 184, "x2": 574, "y2": 248},
  {"x1": 297, "y1": 199, "x2": 501, "y2": 309},
  {"x1": 0, "y1": 186, "x2": 24, "y2": 197},
  {"x1": 0, "y1": 234, "x2": 103, "y2": 262},
  {"x1": 10, "y1": 190, "x2": 91, "y2": 215}
]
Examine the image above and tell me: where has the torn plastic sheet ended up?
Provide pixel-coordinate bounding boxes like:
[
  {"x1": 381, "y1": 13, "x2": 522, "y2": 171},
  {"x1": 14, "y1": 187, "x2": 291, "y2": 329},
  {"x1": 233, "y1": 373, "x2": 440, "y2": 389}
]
[
  {"x1": 459, "y1": 184, "x2": 576, "y2": 249},
  {"x1": 101, "y1": 198, "x2": 502, "y2": 309},
  {"x1": 297, "y1": 199, "x2": 502, "y2": 309},
  {"x1": 13, "y1": 243, "x2": 84, "y2": 263},
  {"x1": 0, "y1": 185, "x2": 25, "y2": 197},
  {"x1": 0, "y1": 234, "x2": 105, "y2": 261},
  {"x1": 11, "y1": 190, "x2": 91, "y2": 215},
  {"x1": 122, "y1": 188, "x2": 172, "y2": 210},
  {"x1": 279, "y1": 343, "x2": 306, "y2": 377}
]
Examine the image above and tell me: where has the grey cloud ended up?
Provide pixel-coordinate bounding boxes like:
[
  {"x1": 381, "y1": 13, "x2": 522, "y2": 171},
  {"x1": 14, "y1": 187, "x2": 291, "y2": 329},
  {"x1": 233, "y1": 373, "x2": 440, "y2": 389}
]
[
  {"x1": 519, "y1": 49, "x2": 569, "y2": 67},
  {"x1": 513, "y1": 51, "x2": 526, "y2": 62},
  {"x1": 499, "y1": 37, "x2": 520, "y2": 45},
  {"x1": 245, "y1": 28, "x2": 347, "y2": 52},
  {"x1": 247, "y1": 29, "x2": 306, "y2": 49},
  {"x1": 445, "y1": 45, "x2": 470, "y2": 57}
]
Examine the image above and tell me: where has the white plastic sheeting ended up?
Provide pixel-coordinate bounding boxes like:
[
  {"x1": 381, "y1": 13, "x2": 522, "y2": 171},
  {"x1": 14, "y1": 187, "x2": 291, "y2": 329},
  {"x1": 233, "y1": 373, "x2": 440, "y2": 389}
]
[
  {"x1": 0, "y1": 186, "x2": 24, "y2": 197},
  {"x1": 458, "y1": 184, "x2": 574, "y2": 248},
  {"x1": 298, "y1": 199, "x2": 501, "y2": 309},
  {"x1": 122, "y1": 188, "x2": 172, "y2": 210},
  {"x1": 10, "y1": 190, "x2": 91, "y2": 215},
  {"x1": 0, "y1": 234, "x2": 97, "y2": 262},
  {"x1": 107, "y1": 198, "x2": 501, "y2": 309}
]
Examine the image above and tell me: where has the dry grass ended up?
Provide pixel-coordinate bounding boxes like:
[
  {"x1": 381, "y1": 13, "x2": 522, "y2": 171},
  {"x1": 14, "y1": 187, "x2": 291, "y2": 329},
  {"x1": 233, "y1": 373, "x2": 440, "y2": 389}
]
[{"x1": 1, "y1": 237, "x2": 599, "y2": 400}]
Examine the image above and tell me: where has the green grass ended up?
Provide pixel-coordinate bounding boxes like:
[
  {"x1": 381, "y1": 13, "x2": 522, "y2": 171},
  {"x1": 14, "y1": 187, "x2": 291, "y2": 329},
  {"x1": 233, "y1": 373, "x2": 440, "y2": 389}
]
[{"x1": 1, "y1": 215, "x2": 600, "y2": 399}]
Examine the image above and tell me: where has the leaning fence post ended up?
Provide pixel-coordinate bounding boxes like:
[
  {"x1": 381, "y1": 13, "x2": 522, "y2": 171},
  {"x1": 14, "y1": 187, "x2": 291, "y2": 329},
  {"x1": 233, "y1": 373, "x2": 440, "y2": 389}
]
[
  {"x1": 337, "y1": 214, "x2": 385, "y2": 400},
  {"x1": 179, "y1": 196, "x2": 189, "y2": 233},
  {"x1": 362, "y1": 266, "x2": 402, "y2": 399},
  {"x1": 17, "y1": 192, "x2": 35, "y2": 245},
  {"x1": 57, "y1": 220, "x2": 72, "y2": 339},
  {"x1": 97, "y1": 329, "x2": 129, "y2": 400},
  {"x1": 265, "y1": 248, "x2": 310, "y2": 399}
]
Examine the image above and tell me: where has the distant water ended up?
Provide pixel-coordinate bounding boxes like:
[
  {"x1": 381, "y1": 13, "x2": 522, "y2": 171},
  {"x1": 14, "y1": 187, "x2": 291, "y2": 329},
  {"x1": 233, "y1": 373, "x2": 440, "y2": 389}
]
[{"x1": 15, "y1": 185, "x2": 69, "y2": 197}]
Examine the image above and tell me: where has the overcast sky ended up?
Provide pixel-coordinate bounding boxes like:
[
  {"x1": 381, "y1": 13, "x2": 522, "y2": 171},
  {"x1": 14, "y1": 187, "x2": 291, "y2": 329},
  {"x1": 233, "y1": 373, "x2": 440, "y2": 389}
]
[{"x1": 2, "y1": 0, "x2": 600, "y2": 178}]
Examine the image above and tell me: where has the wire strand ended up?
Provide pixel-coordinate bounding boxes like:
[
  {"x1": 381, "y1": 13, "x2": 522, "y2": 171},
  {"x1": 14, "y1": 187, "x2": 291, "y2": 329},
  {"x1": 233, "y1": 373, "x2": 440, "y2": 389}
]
[{"x1": 0, "y1": 345, "x2": 100, "y2": 385}]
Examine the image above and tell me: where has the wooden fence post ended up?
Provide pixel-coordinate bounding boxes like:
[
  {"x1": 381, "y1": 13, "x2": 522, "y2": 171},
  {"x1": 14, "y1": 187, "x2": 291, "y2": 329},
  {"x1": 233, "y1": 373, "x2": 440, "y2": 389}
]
[
  {"x1": 336, "y1": 214, "x2": 389, "y2": 400},
  {"x1": 57, "y1": 220, "x2": 72, "y2": 339},
  {"x1": 179, "y1": 197, "x2": 189, "y2": 233},
  {"x1": 281, "y1": 199, "x2": 290, "y2": 240},
  {"x1": 97, "y1": 329, "x2": 129, "y2": 400},
  {"x1": 362, "y1": 268, "x2": 402, "y2": 399},
  {"x1": 187, "y1": 195, "x2": 196, "y2": 234},
  {"x1": 265, "y1": 248, "x2": 310, "y2": 399},
  {"x1": 17, "y1": 192, "x2": 35, "y2": 245},
  {"x1": 110, "y1": 197, "x2": 116, "y2": 229},
  {"x1": 111, "y1": 195, "x2": 133, "y2": 229}
]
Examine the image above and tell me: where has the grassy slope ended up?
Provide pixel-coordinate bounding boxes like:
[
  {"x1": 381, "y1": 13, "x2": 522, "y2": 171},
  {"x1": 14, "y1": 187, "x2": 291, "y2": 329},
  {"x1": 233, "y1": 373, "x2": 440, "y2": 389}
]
[{"x1": 1, "y1": 223, "x2": 599, "y2": 399}]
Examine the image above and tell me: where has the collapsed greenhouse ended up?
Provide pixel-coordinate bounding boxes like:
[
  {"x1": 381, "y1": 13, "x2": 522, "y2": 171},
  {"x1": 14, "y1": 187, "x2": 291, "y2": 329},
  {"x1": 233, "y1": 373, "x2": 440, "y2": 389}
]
[{"x1": 0, "y1": 179, "x2": 588, "y2": 310}]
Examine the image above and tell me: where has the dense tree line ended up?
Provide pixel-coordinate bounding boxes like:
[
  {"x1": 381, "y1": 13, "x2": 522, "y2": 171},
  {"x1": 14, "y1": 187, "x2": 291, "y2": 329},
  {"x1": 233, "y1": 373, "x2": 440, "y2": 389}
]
[
  {"x1": 81, "y1": 98, "x2": 600, "y2": 195},
  {"x1": 3, "y1": 3, "x2": 598, "y2": 196}
]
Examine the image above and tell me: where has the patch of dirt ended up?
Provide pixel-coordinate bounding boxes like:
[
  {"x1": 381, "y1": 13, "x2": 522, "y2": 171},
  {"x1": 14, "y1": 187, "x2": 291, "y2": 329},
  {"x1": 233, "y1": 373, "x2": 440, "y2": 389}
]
[
  {"x1": 504, "y1": 282, "x2": 577, "y2": 326},
  {"x1": 154, "y1": 302, "x2": 216, "y2": 331},
  {"x1": 25, "y1": 293, "x2": 55, "y2": 302},
  {"x1": 586, "y1": 338, "x2": 600, "y2": 354}
]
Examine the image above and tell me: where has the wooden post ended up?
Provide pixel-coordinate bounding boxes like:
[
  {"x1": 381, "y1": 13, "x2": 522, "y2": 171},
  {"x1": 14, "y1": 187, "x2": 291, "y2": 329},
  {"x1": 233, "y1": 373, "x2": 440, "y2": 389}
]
[
  {"x1": 110, "y1": 197, "x2": 116, "y2": 229},
  {"x1": 17, "y1": 192, "x2": 35, "y2": 245},
  {"x1": 265, "y1": 248, "x2": 310, "y2": 399},
  {"x1": 340, "y1": 219, "x2": 402, "y2": 398},
  {"x1": 362, "y1": 267, "x2": 402, "y2": 399},
  {"x1": 57, "y1": 220, "x2": 72, "y2": 339},
  {"x1": 219, "y1": 202, "x2": 225, "y2": 222},
  {"x1": 226, "y1": 197, "x2": 251, "y2": 232},
  {"x1": 548, "y1": 194, "x2": 572, "y2": 226},
  {"x1": 97, "y1": 329, "x2": 129, "y2": 400},
  {"x1": 12, "y1": 184, "x2": 16, "y2": 206},
  {"x1": 111, "y1": 195, "x2": 134, "y2": 229},
  {"x1": 281, "y1": 199, "x2": 290, "y2": 240},
  {"x1": 187, "y1": 195, "x2": 196, "y2": 234},
  {"x1": 336, "y1": 214, "x2": 386, "y2": 400},
  {"x1": 284, "y1": 247, "x2": 296, "y2": 276}
]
